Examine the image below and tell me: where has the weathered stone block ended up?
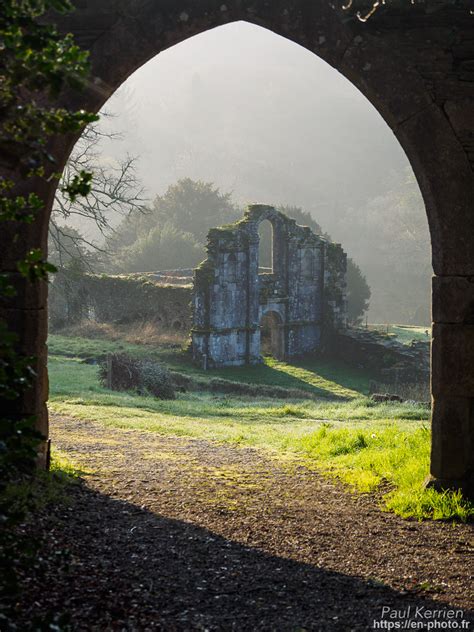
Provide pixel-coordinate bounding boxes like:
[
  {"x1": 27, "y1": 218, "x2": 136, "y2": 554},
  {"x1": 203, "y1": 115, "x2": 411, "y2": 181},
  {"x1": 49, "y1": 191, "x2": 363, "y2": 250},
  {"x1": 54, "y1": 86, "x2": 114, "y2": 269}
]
[
  {"x1": 398, "y1": 103, "x2": 474, "y2": 276},
  {"x1": 432, "y1": 275, "x2": 474, "y2": 324},
  {"x1": 431, "y1": 323, "x2": 474, "y2": 396},
  {"x1": 0, "y1": 307, "x2": 48, "y2": 356},
  {"x1": 0, "y1": 273, "x2": 48, "y2": 311},
  {"x1": 2, "y1": 351, "x2": 48, "y2": 416},
  {"x1": 431, "y1": 396, "x2": 474, "y2": 482}
]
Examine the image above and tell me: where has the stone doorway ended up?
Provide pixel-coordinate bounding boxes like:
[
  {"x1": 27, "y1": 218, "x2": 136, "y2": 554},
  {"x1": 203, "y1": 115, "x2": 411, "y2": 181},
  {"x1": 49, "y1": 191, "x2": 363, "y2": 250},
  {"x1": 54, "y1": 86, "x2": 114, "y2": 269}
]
[{"x1": 260, "y1": 311, "x2": 284, "y2": 360}]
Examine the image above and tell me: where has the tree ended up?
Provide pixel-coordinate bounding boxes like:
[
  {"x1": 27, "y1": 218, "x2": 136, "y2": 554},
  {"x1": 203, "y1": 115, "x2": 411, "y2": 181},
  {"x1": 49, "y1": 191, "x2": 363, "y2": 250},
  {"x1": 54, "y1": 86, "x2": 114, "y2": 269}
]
[
  {"x1": 104, "y1": 178, "x2": 239, "y2": 271},
  {"x1": 119, "y1": 223, "x2": 204, "y2": 272},
  {"x1": 346, "y1": 258, "x2": 371, "y2": 326},
  {"x1": 48, "y1": 225, "x2": 92, "y2": 330},
  {"x1": 48, "y1": 224, "x2": 91, "y2": 270},
  {"x1": 51, "y1": 116, "x2": 147, "y2": 261},
  {"x1": 149, "y1": 178, "x2": 238, "y2": 241},
  {"x1": 332, "y1": 170, "x2": 430, "y2": 324}
]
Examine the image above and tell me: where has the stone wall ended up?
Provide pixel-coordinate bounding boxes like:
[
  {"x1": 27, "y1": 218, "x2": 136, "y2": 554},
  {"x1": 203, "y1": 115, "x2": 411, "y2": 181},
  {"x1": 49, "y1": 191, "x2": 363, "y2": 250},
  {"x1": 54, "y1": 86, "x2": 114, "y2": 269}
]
[
  {"x1": 192, "y1": 205, "x2": 347, "y2": 368},
  {"x1": 50, "y1": 273, "x2": 192, "y2": 331}
]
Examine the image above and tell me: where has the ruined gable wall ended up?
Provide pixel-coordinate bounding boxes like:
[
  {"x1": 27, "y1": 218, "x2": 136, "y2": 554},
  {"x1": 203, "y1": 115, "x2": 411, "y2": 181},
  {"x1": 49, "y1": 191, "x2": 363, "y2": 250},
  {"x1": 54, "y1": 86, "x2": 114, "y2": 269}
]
[
  {"x1": 192, "y1": 205, "x2": 347, "y2": 367},
  {"x1": 192, "y1": 220, "x2": 259, "y2": 367}
]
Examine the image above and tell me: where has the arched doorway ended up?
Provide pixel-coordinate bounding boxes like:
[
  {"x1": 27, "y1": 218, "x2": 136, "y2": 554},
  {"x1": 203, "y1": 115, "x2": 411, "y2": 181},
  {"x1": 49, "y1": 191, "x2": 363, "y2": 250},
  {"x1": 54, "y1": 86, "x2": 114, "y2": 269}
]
[
  {"x1": 260, "y1": 311, "x2": 284, "y2": 360},
  {"x1": 4, "y1": 2, "x2": 474, "y2": 496}
]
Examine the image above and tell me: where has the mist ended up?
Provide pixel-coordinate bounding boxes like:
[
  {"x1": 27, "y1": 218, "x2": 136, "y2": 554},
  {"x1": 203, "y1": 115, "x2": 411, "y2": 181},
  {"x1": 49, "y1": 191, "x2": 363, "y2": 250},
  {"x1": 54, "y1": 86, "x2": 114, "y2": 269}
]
[{"x1": 76, "y1": 21, "x2": 432, "y2": 324}]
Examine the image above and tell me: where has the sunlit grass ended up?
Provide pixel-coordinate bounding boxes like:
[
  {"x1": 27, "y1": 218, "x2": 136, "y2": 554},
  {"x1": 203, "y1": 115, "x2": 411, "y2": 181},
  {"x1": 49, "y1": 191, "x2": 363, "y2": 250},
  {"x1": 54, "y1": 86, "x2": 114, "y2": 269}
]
[
  {"x1": 4, "y1": 447, "x2": 82, "y2": 516},
  {"x1": 48, "y1": 356, "x2": 428, "y2": 424},
  {"x1": 48, "y1": 334, "x2": 373, "y2": 399},
  {"x1": 369, "y1": 324, "x2": 431, "y2": 346},
  {"x1": 47, "y1": 351, "x2": 473, "y2": 522}
]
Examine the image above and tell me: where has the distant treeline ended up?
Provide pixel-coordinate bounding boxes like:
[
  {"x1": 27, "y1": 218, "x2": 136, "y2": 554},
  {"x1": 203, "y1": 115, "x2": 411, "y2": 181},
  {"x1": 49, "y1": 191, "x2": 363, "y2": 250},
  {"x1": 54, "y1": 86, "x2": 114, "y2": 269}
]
[{"x1": 51, "y1": 178, "x2": 371, "y2": 326}]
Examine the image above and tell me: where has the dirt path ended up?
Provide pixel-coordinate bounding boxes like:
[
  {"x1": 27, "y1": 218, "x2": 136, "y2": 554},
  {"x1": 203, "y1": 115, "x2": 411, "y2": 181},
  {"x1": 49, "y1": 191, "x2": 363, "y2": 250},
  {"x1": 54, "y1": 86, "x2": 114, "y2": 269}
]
[{"x1": 18, "y1": 414, "x2": 473, "y2": 631}]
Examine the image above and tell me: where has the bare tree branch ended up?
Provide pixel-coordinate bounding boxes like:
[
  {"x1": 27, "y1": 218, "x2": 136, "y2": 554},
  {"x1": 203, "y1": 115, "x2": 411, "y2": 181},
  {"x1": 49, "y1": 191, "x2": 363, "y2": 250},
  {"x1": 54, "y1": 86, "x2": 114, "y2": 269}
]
[{"x1": 52, "y1": 113, "x2": 148, "y2": 266}]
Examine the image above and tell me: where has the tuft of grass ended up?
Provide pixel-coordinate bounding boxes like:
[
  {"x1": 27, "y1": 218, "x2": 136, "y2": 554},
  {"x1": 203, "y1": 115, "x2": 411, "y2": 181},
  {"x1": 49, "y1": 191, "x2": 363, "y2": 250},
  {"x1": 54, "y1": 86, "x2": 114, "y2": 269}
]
[
  {"x1": 50, "y1": 448, "x2": 85, "y2": 483},
  {"x1": 289, "y1": 424, "x2": 473, "y2": 521},
  {"x1": 386, "y1": 487, "x2": 472, "y2": 522},
  {"x1": 4, "y1": 448, "x2": 82, "y2": 517}
]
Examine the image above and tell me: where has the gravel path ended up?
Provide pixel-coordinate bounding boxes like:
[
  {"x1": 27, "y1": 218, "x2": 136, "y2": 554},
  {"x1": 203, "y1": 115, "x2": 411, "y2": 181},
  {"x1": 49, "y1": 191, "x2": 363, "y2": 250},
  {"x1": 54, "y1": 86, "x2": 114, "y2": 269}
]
[{"x1": 16, "y1": 414, "x2": 473, "y2": 631}]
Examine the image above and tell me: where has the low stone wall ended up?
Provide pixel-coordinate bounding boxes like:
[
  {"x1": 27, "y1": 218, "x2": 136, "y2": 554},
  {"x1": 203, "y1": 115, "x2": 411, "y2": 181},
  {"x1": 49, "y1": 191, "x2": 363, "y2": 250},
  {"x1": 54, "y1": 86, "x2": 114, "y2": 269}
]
[
  {"x1": 332, "y1": 328, "x2": 430, "y2": 383},
  {"x1": 49, "y1": 272, "x2": 192, "y2": 331}
]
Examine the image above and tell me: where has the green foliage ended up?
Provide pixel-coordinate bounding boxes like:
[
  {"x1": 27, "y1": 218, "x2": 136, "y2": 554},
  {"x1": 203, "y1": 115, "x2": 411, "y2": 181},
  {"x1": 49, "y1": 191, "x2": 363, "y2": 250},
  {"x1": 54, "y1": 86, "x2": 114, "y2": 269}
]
[
  {"x1": 119, "y1": 222, "x2": 204, "y2": 272},
  {"x1": 17, "y1": 249, "x2": 57, "y2": 280},
  {"x1": 0, "y1": 0, "x2": 97, "y2": 174},
  {"x1": 0, "y1": 191, "x2": 43, "y2": 223},
  {"x1": 346, "y1": 258, "x2": 371, "y2": 325},
  {"x1": 61, "y1": 169, "x2": 93, "y2": 201},
  {"x1": 105, "y1": 178, "x2": 239, "y2": 271}
]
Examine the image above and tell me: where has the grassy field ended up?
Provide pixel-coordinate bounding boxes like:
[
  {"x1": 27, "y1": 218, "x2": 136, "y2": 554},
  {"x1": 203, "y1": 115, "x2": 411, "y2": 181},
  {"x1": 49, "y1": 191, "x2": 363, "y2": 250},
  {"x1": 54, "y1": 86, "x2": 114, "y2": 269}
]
[
  {"x1": 49, "y1": 333, "x2": 373, "y2": 399},
  {"x1": 369, "y1": 324, "x2": 431, "y2": 345},
  {"x1": 47, "y1": 334, "x2": 472, "y2": 521}
]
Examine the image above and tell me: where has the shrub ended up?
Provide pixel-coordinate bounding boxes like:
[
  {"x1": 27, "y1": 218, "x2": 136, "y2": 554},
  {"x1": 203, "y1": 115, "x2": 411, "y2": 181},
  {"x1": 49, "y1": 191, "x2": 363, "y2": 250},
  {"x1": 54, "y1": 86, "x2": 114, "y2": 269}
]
[{"x1": 98, "y1": 354, "x2": 175, "y2": 399}]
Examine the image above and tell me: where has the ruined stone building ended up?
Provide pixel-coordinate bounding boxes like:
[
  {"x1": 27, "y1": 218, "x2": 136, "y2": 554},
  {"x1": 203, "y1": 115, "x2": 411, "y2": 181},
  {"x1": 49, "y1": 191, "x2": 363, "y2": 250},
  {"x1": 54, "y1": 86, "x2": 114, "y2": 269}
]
[
  {"x1": 192, "y1": 205, "x2": 347, "y2": 368},
  {"x1": 49, "y1": 205, "x2": 346, "y2": 369}
]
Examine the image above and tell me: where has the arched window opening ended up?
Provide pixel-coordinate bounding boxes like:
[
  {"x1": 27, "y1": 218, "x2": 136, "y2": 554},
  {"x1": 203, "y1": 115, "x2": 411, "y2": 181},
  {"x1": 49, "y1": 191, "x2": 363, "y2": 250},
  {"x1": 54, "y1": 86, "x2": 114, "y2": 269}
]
[
  {"x1": 258, "y1": 220, "x2": 274, "y2": 275},
  {"x1": 300, "y1": 248, "x2": 315, "y2": 280},
  {"x1": 226, "y1": 252, "x2": 238, "y2": 282}
]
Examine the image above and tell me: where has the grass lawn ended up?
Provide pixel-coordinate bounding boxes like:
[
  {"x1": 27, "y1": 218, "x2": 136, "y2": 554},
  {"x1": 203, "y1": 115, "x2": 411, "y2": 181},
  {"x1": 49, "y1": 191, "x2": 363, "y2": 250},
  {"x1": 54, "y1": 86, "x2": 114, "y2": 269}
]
[
  {"x1": 47, "y1": 342, "x2": 473, "y2": 522},
  {"x1": 369, "y1": 324, "x2": 431, "y2": 346},
  {"x1": 49, "y1": 334, "x2": 373, "y2": 399}
]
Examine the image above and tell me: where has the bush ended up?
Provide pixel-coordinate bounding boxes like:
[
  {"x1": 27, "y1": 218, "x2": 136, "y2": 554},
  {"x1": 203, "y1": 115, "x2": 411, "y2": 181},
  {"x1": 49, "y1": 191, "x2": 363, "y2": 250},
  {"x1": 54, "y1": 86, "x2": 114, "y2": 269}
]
[{"x1": 98, "y1": 354, "x2": 175, "y2": 399}]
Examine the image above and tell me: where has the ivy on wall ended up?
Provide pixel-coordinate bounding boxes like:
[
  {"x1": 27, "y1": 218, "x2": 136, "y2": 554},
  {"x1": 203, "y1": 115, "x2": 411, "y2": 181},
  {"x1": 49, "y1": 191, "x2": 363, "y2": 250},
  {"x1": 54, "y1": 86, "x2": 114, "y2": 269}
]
[{"x1": 49, "y1": 273, "x2": 193, "y2": 330}]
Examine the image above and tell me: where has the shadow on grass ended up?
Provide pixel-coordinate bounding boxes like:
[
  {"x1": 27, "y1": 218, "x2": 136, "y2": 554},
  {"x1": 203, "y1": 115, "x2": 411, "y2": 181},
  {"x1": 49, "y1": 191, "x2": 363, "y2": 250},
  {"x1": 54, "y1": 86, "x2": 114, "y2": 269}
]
[
  {"x1": 292, "y1": 355, "x2": 375, "y2": 395},
  {"x1": 16, "y1": 480, "x2": 473, "y2": 631},
  {"x1": 49, "y1": 334, "x2": 373, "y2": 400},
  {"x1": 169, "y1": 353, "x2": 370, "y2": 399}
]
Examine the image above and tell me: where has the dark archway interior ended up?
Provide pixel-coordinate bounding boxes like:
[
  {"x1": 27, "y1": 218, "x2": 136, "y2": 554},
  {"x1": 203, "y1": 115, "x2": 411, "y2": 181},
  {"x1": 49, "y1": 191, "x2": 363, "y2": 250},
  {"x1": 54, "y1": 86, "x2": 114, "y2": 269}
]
[{"x1": 260, "y1": 311, "x2": 284, "y2": 359}]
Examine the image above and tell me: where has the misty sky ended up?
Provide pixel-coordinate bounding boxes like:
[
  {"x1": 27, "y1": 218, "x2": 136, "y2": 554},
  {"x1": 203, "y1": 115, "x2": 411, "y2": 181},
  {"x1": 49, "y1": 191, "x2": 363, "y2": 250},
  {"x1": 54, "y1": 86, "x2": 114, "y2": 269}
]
[
  {"x1": 78, "y1": 21, "x2": 431, "y2": 322},
  {"x1": 97, "y1": 21, "x2": 415, "y2": 237}
]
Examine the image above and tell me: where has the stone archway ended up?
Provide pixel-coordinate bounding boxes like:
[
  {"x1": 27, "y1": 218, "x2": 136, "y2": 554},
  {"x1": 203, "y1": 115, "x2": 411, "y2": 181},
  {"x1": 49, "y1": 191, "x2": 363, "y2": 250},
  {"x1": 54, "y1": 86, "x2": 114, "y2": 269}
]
[{"x1": 3, "y1": 1, "x2": 474, "y2": 496}]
